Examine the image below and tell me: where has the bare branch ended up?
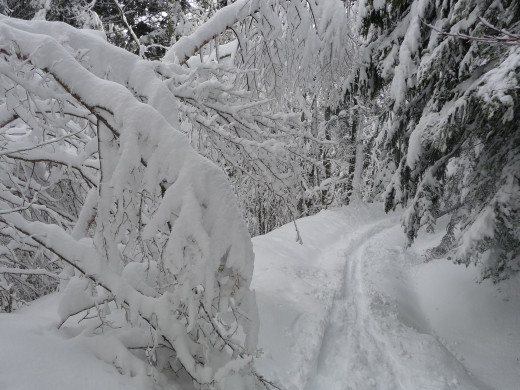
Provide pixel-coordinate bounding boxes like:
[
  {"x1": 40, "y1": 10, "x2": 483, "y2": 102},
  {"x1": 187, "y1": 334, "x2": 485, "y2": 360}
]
[{"x1": 111, "y1": 0, "x2": 144, "y2": 57}]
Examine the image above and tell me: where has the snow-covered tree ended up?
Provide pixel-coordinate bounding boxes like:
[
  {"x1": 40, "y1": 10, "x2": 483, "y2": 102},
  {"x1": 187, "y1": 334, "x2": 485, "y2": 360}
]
[
  {"x1": 353, "y1": 0, "x2": 520, "y2": 280},
  {"x1": 0, "y1": 0, "x2": 213, "y2": 59},
  {"x1": 0, "y1": 15, "x2": 265, "y2": 388},
  {"x1": 2, "y1": 0, "x2": 362, "y2": 237},
  {"x1": 163, "y1": 0, "x2": 360, "y2": 233}
]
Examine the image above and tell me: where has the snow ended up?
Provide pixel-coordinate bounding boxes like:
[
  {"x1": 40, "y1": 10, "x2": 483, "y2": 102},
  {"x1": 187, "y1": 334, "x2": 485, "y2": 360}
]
[
  {"x1": 1, "y1": 203, "x2": 519, "y2": 389},
  {"x1": 413, "y1": 260, "x2": 520, "y2": 390},
  {"x1": 0, "y1": 295, "x2": 158, "y2": 390},
  {"x1": 253, "y1": 203, "x2": 393, "y2": 389},
  {"x1": 389, "y1": 0, "x2": 430, "y2": 108},
  {"x1": 253, "y1": 204, "x2": 520, "y2": 389}
]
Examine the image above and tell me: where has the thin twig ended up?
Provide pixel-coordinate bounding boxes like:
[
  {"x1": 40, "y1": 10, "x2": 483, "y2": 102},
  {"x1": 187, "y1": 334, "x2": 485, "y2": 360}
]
[
  {"x1": 422, "y1": 17, "x2": 520, "y2": 46},
  {"x1": 0, "y1": 128, "x2": 85, "y2": 157}
]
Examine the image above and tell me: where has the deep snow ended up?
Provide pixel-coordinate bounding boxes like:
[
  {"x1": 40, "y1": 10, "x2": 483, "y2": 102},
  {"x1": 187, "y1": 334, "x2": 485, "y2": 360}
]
[
  {"x1": 254, "y1": 203, "x2": 520, "y2": 390},
  {"x1": 1, "y1": 203, "x2": 519, "y2": 389}
]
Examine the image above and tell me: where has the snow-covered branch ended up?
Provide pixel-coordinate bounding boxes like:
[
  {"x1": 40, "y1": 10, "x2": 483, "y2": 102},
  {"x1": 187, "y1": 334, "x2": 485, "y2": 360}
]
[
  {"x1": 164, "y1": 0, "x2": 261, "y2": 64},
  {"x1": 423, "y1": 16, "x2": 520, "y2": 46},
  {"x1": 0, "y1": 14, "x2": 260, "y2": 387}
]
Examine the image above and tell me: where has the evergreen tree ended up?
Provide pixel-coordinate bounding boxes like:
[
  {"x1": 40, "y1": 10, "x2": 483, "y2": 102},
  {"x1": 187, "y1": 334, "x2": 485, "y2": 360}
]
[{"x1": 353, "y1": 0, "x2": 520, "y2": 280}]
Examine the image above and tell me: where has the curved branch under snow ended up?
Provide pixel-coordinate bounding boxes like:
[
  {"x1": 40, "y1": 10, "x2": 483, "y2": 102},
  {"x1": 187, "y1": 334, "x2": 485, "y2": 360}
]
[{"x1": 163, "y1": 0, "x2": 261, "y2": 64}]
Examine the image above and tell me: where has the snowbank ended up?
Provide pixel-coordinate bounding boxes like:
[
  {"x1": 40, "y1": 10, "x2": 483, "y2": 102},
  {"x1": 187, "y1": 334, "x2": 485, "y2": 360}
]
[{"x1": 0, "y1": 295, "x2": 158, "y2": 390}]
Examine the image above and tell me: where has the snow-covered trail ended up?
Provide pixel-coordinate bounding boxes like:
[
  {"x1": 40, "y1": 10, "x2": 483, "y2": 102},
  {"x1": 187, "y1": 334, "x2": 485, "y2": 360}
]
[
  {"x1": 254, "y1": 204, "x2": 520, "y2": 390},
  {"x1": 307, "y1": 223, "x2": 407, "y2": 389},
  {"x1": 253, "y1": 203, "x2": 399, "y2": 389},
  {"x1": 305, "y1": 224, "x2": 483, "y2": 390}
]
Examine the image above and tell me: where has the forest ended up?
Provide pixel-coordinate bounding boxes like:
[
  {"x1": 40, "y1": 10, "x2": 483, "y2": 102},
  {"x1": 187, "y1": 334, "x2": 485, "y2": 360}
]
[{"x1": 0, "y1": 1, "x2": 518, "y2": 389}]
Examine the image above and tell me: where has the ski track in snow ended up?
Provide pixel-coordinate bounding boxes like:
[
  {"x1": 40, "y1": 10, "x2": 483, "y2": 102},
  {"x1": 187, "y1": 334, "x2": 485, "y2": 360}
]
[
  {"x1": 255, "y1": 205, "x2": 511, "y2": 390},
  {"x1": 309, "y1": 223, "x2": 401, "y2": 389},
  {"x1": 305, "y1": 224, "x2": 485, "y2": 390},
  {"x1": 254, "y1": 204, "x2": 399, "y2": 389}
]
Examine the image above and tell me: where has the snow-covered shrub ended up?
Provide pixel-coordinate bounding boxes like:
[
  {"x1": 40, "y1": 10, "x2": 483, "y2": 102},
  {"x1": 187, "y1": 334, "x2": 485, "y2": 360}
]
[
  {"x1": 0, "y1": 15, "x2": 261, "y2": 388},
  {"x1": 163, "y1": 0, "x2": 359, "y2": 234}
]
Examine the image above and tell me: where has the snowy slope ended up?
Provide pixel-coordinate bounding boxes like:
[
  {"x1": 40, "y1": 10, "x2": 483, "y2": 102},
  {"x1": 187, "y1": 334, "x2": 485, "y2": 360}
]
[
  {"x1": 1, "y1": 203, "x2": 519, "y2": 389},
  {"x1": 411, "y1": 224, "x2": 520, "y2": 390}
]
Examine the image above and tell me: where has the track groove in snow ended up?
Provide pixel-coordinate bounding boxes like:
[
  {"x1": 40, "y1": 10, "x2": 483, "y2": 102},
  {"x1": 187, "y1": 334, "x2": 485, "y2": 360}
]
[
  {"x1": 308, "y1": 222, "x2": 402, "y2": 390},
  {"x1": 255, "y1": 204, "x2": 518, "y2": 390},
  {"x1": 306, "y1": 224, "x2": 485, "y2": 390},
  {"x1": 254, "y1": 204, "x2": 400, "y2": 389}
]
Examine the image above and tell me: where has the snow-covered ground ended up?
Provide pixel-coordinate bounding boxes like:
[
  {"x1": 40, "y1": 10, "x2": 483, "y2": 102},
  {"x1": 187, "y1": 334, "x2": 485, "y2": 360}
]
[
  {"x1": 1, "y1": 203, "x2": 519, "y2": 389},
  {"x1": 254, "y1": 203, "x2": 520, "y2": 390}
]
